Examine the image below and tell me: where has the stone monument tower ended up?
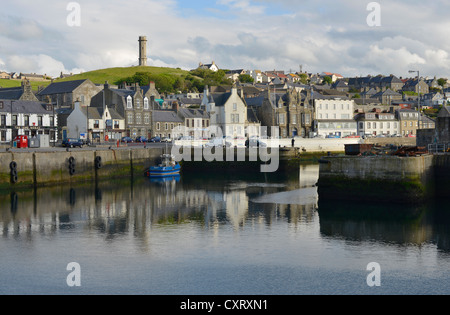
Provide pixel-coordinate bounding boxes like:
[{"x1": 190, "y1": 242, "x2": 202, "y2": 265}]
[{"x1": 139, "y1": 36, "x2": 148, "y2": 66}]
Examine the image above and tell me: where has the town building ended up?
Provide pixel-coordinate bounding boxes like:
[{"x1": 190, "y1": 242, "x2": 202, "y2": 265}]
[
  {"x1": 0, "y1": 99, "x2": 58, "y2": 144},
  {"x1": 0, "y1": 80, "x2": 39, "y2": 101},
  {"x1": 198, "y1": 61, "x2": 219, "y2": 72},
  {"x1": 151, "y1": 110, "x2": 184, "y2": 139},
  {"x1": 177, "y1": 107, "x2": 210, "y2": 139},
  {"x1": 66, "y1": 101, "x2": 125, "y2": 141},
  {"x1": 313, "y1": 93, "x2": 357, "y2": 138},
  {"x1": 396, "y1": 109, "x2": 419, "y2": 136},
  {"x1": 202, "y1": 85, "x2": 250, "y2": 138},
  {"x1": 91, "y1": 82, "x2": 161, "y2": 139},
  {"x1": 356, "y1": 110, "x2": 399, "y2": 137},
  {"x1": 37, "y1": 79, "x2": 101, "y2": 109}
]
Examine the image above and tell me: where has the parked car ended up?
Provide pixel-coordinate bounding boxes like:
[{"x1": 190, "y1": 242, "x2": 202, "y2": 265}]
[
  {"x1": 135, "y1": 136, "x2": 148, "y2": 143},
  {"x1": 121, "y1": 137, "x2": 134, "y2": 143},
  {"x1": 161, "y1": 137, "x2": 172, "y2": 143},
  {"x1": 62, "y1": 138, "x2": 84, "y2": 148},
  {"x1": 150, "y1": 136, "x2": 161, "y2": 143},
  {"x1": 205, "y1": 138, "x2": 232, "y2": 148},
  {"x1": 245, "y1": 139, "x2": 267, "y2": 148}
]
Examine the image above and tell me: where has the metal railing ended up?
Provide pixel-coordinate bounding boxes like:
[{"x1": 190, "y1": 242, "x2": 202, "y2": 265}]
[{"x1": 428, "y1": 143, "x2": 450, "y2": 154}]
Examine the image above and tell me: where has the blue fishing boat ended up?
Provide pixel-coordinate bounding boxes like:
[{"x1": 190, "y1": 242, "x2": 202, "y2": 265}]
[{"x1": 145, "y1": 154, "x2": 181, "y2": 178}]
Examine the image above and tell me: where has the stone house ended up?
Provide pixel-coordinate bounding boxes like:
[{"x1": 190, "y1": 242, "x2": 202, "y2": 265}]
[
  {"x1": 202, "y1": 85, "x2": 249, "y2": 138},
  {"x1": 380, "y1": 75, "x2": 404, "y2": 92},
  {"x1": 254, "y1": 87, "x2": 313, "y2": 138},
  {"x1": 372, "y1": 89, "x2": 403, "y2": 105},
  {"x1": 0, "y1": 71, "x2": 10, "y2": 79},
  {"x1": 0, "y1": 80, "x2": 39, "y2": 101},
  {"x1": 66, "y1": 101, "x2": 125, "y2": 141},
  {"x1": 37, "y1": 79, "x2": 101, "y2": 109},
  {"x1": 396, "y1": 109, "x2": 419, "y2": 136},
  {"x1": 403, "y1": 79, "x2": 430, "y2": 95},
  {"x1": 91, "y1": 82, "x2": 161, "y2": 139},
  {"x1": 198, "y1": 61, "x2": 219, "y2": 72},
  {"x1": 177, "y1": 107, "x2": 210, "y2": 139},
  {"x1": 151, "y1": 110, "x2": 184, "y2": 139}
]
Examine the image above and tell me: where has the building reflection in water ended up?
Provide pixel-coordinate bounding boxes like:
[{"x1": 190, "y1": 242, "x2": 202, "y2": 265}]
[{"x1": 1, "y1": 164, "x2": 450, "y2": 252}]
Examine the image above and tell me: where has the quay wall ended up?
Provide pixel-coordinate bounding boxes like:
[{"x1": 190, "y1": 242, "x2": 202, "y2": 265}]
[
  {"x1": 0, "y1": 148, "x2": 165, "y2": 190},
  {"x1": 318, "y1": 155, "x2": 435, "y2": 204}
]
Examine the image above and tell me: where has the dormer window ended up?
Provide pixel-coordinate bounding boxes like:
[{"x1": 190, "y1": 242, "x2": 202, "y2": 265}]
[{"x1": 127, "y1": 96, "x2": 133, "y2": 109}]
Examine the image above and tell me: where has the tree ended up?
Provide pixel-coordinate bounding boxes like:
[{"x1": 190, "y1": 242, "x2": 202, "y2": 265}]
[
  {"x1": 438, "y1": 78, "x2": 447, "y2": 87},
  {"x1": 238, "y1": 74, "x2": 254, "y2": 83},
  {"x1": 322, "y1": 76, "x2": 332, "y2": 85}
]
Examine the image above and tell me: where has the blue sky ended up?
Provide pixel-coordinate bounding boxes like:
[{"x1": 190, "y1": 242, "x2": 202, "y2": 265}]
[{"x1": 1, "y1": 0, "x2": 450, "y2": 79}]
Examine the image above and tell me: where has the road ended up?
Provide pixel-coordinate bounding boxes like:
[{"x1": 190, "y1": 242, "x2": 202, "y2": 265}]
[{"x1": 0, "y1": 142, "x2": 173, "y2": 153}]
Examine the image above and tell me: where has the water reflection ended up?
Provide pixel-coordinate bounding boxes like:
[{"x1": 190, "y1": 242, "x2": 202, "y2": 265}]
[{"x1": 1, "y1": 164, "x2": 450, "y2": 253}]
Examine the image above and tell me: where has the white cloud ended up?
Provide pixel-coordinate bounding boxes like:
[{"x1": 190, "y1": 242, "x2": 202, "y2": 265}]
[{"x1": 1, "y1": 0, "x2": 450, "y2": 78}]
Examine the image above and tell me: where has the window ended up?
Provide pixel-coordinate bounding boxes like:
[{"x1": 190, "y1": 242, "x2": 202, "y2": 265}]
[
  {"x1": 156, "y1": 123, "x2": 160, "y2": 130},
  {"x1": 359, "y1": 122, "x2": 364, "y2": 129},
  {"x1": 231, "y1": 114, "x2": 235, "y2": 123},
  {"x1": 127, "y1": 113, "x2": 134, "y2": 124},
  {"x1": 38, "y1": 116, "x2": 43, "y2": 127},
  {"x1": 236, "y1": 114, "x2": 239, "y2": 123},
  {"x1": 94, "y1": 120, "x2": 100, "y2": 128},
  {"x1": 292, "y1": 115, "x2": 297, "y2": 124},
  {"x1": 278, "y1": 113, "x2": 285, "y2": 124},
  {"x1": 50, "y1": 116, "x2": 55, "y2": 127},
  {"x1": 373, "y1": 122, "x2": 377, "y2": 129},
  {"x1": 187, "y1": 120, "x2": 190, "y2": 128},
  {"x1": 165, "y1": 123, "x2": 168, "y2": 130},
  {"x1": 136, "y1": 99, "x2": 141, "y2": 109},
  {"x1": 380, "y1": 122, "x2": 383, "y2": 129},
  {"x1": 144, "y1": 97, "x2": 149, "y2": 109},
  {"x1": 233, "y1": 103, "x2": 237, "y2": 111},
  {"x1": 136, "y1": 113, "x2": 142, "y2": 125},
  {"x1": 0, "y1": 101, "x2": 3, "y2": 109},
  {"x1": 114, "y1": 120, "x2": 120, "y2": 129},
  {"x1": 127, "y1": 96, "x2": 132, "y2": 109},
  {"x1": 1, "y1": 115, "x2": 6, "y2": 126},
  {"x1": 12, "y1": 115, "x2": 17, "y2": 126},
  {"x1": 144, "y1": 114, "x2": 150, "y2": 125}
]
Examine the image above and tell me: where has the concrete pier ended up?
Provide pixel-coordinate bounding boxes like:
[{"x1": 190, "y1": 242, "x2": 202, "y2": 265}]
[
  {"x1": 317, "y1": 155, "x2": 436, "y2": 204},
  {"x1": 0, "y1": 148, "x2": 164, "y2": 189}
]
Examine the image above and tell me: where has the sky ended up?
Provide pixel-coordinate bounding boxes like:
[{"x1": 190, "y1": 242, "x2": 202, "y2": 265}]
[{"x1": 1, "y1": 0, "x2": 450, "y2": 79}]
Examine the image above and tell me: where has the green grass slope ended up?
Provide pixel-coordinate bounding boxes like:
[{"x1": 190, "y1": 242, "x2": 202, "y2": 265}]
[{"x1": 56, "y1": 66, "x2": 189, "y2": 85}]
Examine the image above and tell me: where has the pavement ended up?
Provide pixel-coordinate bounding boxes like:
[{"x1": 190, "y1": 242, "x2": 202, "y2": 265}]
[{"x1": 0, "y1": 142, "x2": 173, "y2": 153}]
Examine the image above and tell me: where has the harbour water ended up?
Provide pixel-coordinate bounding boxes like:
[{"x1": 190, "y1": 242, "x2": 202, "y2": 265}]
[{"x1": 1, "y1": 164, "x2": 450, "y2": 295}]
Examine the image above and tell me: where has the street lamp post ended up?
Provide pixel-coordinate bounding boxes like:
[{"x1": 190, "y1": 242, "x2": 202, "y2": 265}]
[
  {"x1": 10, "y1": 101, "x2": 13, "y2": 148},
  {"x1": 409, "y1": 70, "x2": 420, "y2": 132}
]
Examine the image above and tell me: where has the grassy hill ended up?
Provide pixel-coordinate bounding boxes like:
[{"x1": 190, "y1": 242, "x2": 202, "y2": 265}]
[
  {"x1": 57, "y1": 66, "x2": 189, "y2": 85},
  {"x1": 0, "y1": 65, "x2": 228, "y2": 94},
  {"x1": 0, "y1": 79, "x2": 51, "y2": 91}
]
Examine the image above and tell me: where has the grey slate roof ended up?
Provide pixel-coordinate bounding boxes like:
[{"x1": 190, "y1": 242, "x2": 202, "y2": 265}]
[
  {"x1": 178, "y1": 108, "x2": 208, "y2": 119},
  {"x1": 0, "y1": 99, "x2": 52, "y2": 114},
  {"x1": 0, "y1": 87, "x2": 23, "y2": 100},
  {"x1": 211, "y1": 92, "x2": 232, "y2": 107},
  {"x1": 152, "y1": 110, "x2": 183, "y2": 123},
  {"x1": 38, "y1": 80, "x2": 87, "y2": 95}
]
